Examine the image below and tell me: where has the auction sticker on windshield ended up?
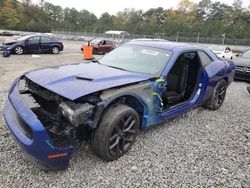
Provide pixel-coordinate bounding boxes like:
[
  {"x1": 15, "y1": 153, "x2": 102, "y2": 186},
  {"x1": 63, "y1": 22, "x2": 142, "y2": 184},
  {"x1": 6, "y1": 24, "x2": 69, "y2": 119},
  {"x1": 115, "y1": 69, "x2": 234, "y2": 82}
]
[{"x1": 141, "y1": 49, "x2": 159, "y2": 56}]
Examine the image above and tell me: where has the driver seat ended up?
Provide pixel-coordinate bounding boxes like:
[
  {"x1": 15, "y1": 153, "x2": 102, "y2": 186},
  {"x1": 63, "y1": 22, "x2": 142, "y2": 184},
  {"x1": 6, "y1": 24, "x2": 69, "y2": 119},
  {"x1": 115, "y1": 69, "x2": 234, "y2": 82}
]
[{"x1": 163, "y1": 57, "x2": 189, "y2": 105}]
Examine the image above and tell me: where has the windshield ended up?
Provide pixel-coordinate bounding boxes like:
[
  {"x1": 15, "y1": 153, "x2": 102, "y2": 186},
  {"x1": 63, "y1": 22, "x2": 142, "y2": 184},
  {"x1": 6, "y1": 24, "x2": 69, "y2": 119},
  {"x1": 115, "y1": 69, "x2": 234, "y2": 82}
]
[
  {"x1": 210, "y1": 46, "x2": 225, "y2": 52},
  {"x1": 91, "y1": 39, "x2": 102, "y2": 44},
  {"x1": 241, "y1": 49, "x2": 250, "y2": 58},
  {"x1": 16, "y1": 36, "x2": 32, "y2": 41},
  {"x1": 99, "y1": 45, "x2": 172, "y2": 76}
]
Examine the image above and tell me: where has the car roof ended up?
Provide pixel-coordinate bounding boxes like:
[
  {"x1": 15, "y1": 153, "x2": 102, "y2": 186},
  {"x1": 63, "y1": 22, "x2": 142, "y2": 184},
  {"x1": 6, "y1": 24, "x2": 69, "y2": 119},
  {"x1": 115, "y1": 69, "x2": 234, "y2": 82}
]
[
  {"x1": 22, "y1": 34, "x2": 52, "y2": 38},
  {"x1": 127, "y1": 41, "x2": 204, "y2": 51},
  {"x1": 130, "y1": 38, "x2": 168, "y2": 42}
]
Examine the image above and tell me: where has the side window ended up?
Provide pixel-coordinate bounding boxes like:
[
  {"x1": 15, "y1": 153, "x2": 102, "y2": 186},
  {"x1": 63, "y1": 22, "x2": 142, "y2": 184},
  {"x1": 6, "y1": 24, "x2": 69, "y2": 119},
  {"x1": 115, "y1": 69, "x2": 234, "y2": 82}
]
[
  {"x1": 41, "y1": 37, "x2": 52, "y2": 43},
  {"x1": 99, "y1": 40, "x2": 104, "y2": 45},
  {"x1": 106, "y1": 40, "x2": 113, "y2": 45},
  {"x1": 27, "y1": 37, "x2": 40, "y2": 44},
  {"x1": 198, "y1": 51, "x2": 213, "y2": 67}
]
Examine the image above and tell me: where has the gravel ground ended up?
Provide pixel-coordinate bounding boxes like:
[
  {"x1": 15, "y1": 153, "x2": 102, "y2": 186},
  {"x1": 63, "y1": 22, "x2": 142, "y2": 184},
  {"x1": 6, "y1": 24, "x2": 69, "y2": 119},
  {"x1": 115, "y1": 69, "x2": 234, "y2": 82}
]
[{"x1": 0, "y1": 41, "x2": 249, "y2": 187}]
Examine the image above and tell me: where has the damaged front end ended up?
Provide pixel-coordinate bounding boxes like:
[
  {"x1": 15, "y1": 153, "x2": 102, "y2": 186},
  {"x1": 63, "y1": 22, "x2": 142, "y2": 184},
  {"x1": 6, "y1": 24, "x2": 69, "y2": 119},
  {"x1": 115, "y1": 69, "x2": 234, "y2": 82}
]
[{"x1": 3, "y1": 76, "x2": 104, "y2": 169}]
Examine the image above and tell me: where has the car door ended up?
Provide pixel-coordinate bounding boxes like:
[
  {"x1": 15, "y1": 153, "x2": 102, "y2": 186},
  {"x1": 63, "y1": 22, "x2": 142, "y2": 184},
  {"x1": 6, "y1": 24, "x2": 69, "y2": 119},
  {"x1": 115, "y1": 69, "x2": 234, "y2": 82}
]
[
  {"x1": 104, "y1": 40, "x2": 115, "y2": 52},
  {"x1": 97, "y1": 40, "x2": 107, "y2": 53},
  {"x1": 40, "y1": 36, "x2": 53, "y2": 52},
  {"x1": 98, "y1": 40, "x2": 114, "y2": 53},
  {"x1": 25, "y1": 36, "x2": 40, "y2": 53},
  {"x1": 156, "y1": 50, "x2": 209, "y2": 121}
]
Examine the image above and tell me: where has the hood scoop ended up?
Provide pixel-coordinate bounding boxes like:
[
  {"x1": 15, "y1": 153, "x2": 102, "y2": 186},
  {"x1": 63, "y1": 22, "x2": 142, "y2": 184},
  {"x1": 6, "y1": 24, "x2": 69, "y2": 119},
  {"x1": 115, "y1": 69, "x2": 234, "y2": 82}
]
[{"x1": 76, "y1": 76, "x2": 93, "y2": 81}]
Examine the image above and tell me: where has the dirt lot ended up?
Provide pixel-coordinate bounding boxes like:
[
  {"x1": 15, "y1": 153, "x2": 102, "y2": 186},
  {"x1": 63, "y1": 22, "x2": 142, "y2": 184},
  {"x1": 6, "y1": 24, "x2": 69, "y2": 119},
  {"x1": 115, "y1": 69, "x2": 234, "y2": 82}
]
[{"x1": 0, "y1": 40, "x2": 249, "y2": 187}]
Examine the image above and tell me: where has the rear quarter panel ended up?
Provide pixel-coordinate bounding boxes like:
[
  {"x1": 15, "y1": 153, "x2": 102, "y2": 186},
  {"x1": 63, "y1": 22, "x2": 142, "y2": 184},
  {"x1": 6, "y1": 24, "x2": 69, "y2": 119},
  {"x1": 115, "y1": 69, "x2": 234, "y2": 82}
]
[{"x1": 202, "y1": 58, "x2": 235, "y2": 102}]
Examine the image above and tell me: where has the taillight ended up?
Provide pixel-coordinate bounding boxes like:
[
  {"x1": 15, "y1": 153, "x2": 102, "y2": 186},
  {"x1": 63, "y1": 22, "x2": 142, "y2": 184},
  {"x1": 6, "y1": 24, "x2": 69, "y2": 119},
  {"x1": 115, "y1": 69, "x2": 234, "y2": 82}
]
[{"x1": 59, "y1": 41, "x2": 63, "y2": 45}]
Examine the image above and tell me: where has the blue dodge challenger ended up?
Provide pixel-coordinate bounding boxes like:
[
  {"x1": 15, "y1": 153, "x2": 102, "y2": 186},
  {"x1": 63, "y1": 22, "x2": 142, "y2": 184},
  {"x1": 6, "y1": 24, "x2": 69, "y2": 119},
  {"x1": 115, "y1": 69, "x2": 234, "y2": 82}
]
[{"x1": 3, "y1": 41, "x2": 235, "y2": 169}]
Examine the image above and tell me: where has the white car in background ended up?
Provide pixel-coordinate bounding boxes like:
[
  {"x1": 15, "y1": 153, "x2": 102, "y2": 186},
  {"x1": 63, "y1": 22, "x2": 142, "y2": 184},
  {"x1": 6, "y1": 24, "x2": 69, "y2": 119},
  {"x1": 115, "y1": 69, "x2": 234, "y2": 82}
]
[{"x1": 210, "y1": 46, "x2": 233, "y2": 59}]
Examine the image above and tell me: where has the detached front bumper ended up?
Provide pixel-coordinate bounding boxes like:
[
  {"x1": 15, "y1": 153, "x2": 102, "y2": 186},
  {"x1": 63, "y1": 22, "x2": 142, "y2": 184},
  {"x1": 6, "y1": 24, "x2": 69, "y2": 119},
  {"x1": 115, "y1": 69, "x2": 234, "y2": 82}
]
[
  {"x1": 0, "y1": 45, "x2": 8, "y2": 52},
  {"x1": 3, "y1": 81, "x2": 73, "y2": 169}
]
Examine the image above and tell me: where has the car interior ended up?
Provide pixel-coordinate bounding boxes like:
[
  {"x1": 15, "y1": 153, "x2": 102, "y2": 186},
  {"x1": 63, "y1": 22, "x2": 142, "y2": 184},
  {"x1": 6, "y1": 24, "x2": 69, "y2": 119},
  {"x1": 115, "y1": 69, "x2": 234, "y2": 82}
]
[
  {"x1": 100, "y1": 40, "x2": 106, "y2": 45},
  {"x1": 162, "y1": 52, "x2": 201, "y2": 108}
]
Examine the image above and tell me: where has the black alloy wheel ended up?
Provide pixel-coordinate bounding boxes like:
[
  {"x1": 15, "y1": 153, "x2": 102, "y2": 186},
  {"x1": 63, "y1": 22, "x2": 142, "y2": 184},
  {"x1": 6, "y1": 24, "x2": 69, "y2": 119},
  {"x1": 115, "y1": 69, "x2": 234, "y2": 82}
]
[
  {"x1": 91, "y1": 104, "x2": 139, "y2": 161},
  {"x1": 214, "y1": 81, "x2": 227, "y2": 107},
  {"x1": 203, "y1": 79, "x2": 227, "y2": 110},
  {"x1": 109, "y1": 114, "x2": 137, "y2": 158}
]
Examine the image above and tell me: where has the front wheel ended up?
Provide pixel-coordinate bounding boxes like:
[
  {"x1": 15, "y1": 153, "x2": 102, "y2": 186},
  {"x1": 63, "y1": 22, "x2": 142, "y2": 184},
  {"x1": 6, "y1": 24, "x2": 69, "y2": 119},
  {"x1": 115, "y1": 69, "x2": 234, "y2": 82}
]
[
  {"x1": 91, "y1": 104, "x2": 139, "y2": 161},
  {"x1": 51, "y1": 46, "x2": 59, "y2": 54},
  {"x1": 203, "y1": 79, "x2": 227, "y2": 110},
  {"x1": 93, "y1": 48, "x2": 98, "y2": 54},
  {"x1": 14, "y1": 46, "x2": 24, "y2": 55}
]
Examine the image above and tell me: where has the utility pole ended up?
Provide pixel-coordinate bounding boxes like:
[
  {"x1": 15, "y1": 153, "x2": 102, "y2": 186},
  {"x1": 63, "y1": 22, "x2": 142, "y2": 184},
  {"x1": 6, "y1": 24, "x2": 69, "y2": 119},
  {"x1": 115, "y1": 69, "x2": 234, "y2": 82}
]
[
  {"x1": 176, "y1": 32, "x2": 179, "y2": 42},
  {"x1": 197, "y1": 32, "x2": 200, "y2": 44},
  {"x1": 222, "y1": 33, "x2": 226, "y2": 46}
]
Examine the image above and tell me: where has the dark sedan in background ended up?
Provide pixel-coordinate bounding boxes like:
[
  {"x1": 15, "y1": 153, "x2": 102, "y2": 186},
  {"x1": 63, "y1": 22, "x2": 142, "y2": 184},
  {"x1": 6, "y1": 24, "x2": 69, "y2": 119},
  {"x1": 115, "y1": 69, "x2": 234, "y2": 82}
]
[
  {"x1": 0, "y1": 35, "x2": 63, "y2": 54},
  {"x1": 234, "y1": 48, "x2": 250, "y2": 82},
  {"x1": 0, "y1": 31, "x2": 14, "y2": 36}
]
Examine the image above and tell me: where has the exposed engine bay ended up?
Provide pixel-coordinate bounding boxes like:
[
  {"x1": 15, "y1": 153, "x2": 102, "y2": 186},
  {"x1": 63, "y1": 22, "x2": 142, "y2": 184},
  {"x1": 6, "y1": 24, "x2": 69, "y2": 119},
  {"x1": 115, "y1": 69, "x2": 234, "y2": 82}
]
[{"x1": 18, "y1": 76, "x2": 104, "y2": 148}]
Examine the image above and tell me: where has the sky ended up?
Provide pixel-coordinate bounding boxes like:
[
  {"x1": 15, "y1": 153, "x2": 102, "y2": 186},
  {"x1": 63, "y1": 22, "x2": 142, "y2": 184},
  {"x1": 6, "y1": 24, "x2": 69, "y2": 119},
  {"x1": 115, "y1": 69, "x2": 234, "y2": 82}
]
[{"x1": 33, "y1": 0, "x2": 250, "y2": 17}]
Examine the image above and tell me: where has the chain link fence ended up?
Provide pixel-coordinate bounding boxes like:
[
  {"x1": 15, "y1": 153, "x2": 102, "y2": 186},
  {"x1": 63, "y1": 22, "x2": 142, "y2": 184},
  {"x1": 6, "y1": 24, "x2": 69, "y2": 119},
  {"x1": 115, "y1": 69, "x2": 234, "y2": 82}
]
[
  {"x1": 52, "y1": 30, "x2": 250, "y2": 46},
  {"x1": 1, "y1": 29, "x2": 248, "y2": 52}
]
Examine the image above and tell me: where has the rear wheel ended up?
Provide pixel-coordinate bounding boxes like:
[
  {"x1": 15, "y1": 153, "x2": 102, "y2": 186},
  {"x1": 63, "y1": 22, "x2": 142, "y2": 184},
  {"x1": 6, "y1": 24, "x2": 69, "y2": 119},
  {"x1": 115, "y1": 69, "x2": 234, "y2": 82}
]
[
  {"x1": 14, "y1": 46, "x2": 24, "y2": 55},
  {"x1": 51, "y1": 46, "x2": 59, "y2": 54},
  {"x1": 91, "y1": 104, "x2": 139, "y2": 161},
  {"x1": 203, "y1": 79, "x2": 227, "y2": 110},
  {"x1": 93, "y1": 48, "x2": 98, "y2": 54}
]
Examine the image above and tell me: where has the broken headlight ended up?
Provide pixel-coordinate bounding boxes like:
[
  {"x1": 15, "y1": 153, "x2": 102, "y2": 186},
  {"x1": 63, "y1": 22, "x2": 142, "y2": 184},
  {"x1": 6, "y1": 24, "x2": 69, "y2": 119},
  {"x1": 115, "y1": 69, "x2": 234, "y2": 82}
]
[{"x1": 59, "y1": 101, "x2": 94, "y2": 127}]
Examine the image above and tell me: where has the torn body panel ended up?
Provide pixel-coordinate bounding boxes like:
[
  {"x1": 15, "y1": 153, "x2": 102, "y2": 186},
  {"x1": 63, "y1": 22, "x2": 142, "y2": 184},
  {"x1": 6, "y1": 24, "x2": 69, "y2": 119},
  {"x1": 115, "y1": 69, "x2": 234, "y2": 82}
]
[
  {"x1": 100, "y1": 79, "x2": 167, "y2": 128},
  {"x1": 4, "y1": 79, "x2": 73, "y2": 169}
]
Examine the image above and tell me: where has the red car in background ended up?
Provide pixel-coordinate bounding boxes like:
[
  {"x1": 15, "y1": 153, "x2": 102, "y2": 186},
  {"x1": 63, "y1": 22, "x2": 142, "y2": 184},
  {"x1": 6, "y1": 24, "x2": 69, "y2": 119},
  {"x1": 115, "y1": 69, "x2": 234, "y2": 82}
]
[{"x1": 81, "y1": 39, "x2": 116, "y2": 54}]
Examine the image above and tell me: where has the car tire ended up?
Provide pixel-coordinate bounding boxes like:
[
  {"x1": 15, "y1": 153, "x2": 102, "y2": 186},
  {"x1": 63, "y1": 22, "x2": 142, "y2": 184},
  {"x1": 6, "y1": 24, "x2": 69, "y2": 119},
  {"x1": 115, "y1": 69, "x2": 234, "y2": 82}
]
[
  {"x1": 91, "y1": 104, "x2": 139, "y2": 161},
  {"x1": 51, "y1": 46, "x2": 59, "y2": 54},
  {"x1": 93, "y1": 48, "x2": 98, "y2": 54},
  {"x1": 14, "y1": 46, "x2": 24, "y2": 55},
  {"x1": 203, "y1": 79, "x2": 227, "y2": 110}
]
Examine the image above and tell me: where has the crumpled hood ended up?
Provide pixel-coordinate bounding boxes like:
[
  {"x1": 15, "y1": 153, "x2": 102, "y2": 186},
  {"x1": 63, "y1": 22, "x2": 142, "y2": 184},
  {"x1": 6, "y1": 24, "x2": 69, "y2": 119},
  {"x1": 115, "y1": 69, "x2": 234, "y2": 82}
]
[
  {"x1": 234, "y1": 57, "x2": 250, "y2": 67},
  {"x1": 3, "y1": 38, "x2": 18, "y2": 45},
  {"x1": 4, "y1": 41, "x2": 17, "y2": 45},
  {"x1": 0, "y1": 40, "x2": 17, "y2": 50},
  {"x1": 25, "y1": 63, "x2": 151, "y2": 100}
]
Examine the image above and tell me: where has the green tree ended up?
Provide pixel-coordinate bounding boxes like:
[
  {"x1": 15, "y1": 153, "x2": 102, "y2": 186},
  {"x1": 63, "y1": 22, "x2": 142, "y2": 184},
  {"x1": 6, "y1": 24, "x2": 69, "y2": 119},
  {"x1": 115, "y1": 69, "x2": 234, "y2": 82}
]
[
  {"x1": 95, "y1": 12, "x2": 114, "y2": 32},
  {"x1": 0, "y1": 7, "x2": 20, "y2": 28}
]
